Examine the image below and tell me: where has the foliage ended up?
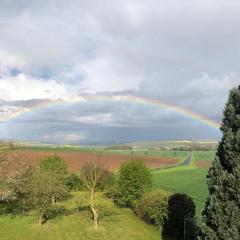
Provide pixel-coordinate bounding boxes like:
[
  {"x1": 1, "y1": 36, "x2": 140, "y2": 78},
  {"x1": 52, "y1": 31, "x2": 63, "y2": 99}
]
[
  {"x1": 117, "y1": 159, "x2": 152, "y2": 207},
  {"x1": 65, "y1": 173, "x2": 83, "y2": 191},
  {"x1": 199, "y1": 86, "x2": 240, "y2": 240},
  {"x1": 163, "y1": 193, "x2": 196, "y2": 239},
  {"x1": 134, "y1": 190, "x2": 170, "y2": 226},
  {"x1": 39, "y1": 155, "x2": 69, "y2": 203},
  {"x1": 39, "y1": 154, "x2": 68, "y2": 177},
  {"x1": 27, "y1": 170, "x2": 55, "y2": 225},
  {"x1": 11, "y1": 166, "x2": 35, "y2": 212},
  {"x1": 0, "y1": 142, "x2": 30, "y2": 202},
  {"x1": 25, "y1": 169, "x2": 68, "y2": 225}
]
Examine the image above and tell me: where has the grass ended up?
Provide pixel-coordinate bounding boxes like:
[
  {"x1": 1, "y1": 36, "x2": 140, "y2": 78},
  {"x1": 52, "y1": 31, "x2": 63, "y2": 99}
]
[
  {"x1": 17, "y1": 146, "x2": 104, "y2": 153},
  {"x1": 103, "y1": 149, "x2": 188, "y2": 160},
  {"x1": 192, "y1": 150, "x2": 216, "y2": 161},
  {"x1": 0, "y1": 193, "x2": 161, "y2": 240},
  {"x1": 152, "y1": 165, "x2": 208, "y2": 217}
]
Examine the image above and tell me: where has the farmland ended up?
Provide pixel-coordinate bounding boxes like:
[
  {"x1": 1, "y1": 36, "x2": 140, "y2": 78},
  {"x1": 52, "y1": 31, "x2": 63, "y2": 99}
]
[
  {"x1": 193, "y1": 150, "x2": 216, "y2": 169},
  {"x1": 18, "y1": 147, "x2": 184, "y2": 172},
  {"x1": 0, "y1": 145, "x2": 216, "y2": 240},
  {"x1": 152, "y1": 150, "x2": 215, "y2": 216},
  {"x1": 18, "y1": 147, "x2": 215, "y2": 215}
]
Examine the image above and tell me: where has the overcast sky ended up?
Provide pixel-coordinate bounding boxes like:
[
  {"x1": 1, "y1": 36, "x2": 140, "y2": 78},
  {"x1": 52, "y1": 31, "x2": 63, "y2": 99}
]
[{"x1": 0, "y1": 0, "x2": 239, "y2": 144}]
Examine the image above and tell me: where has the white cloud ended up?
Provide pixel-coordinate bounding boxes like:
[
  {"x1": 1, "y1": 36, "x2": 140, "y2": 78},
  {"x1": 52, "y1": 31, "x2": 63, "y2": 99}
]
[{"x1": 0, "y1": 73, "x2": 69, "y2": 101}]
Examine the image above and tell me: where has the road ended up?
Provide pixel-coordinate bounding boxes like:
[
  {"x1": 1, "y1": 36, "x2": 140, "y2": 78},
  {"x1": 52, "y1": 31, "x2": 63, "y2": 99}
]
[{"x1": 178, "y1": 151, "x2": 192, "y2": 166}]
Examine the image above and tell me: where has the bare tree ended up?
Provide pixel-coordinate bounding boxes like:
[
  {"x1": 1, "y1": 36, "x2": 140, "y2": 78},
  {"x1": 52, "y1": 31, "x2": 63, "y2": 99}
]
[{"x1": 80, "y1": 156, "x2": 112, "y2": 229}]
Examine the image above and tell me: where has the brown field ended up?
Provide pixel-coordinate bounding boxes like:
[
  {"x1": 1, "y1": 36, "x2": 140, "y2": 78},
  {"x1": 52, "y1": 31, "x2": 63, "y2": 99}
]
[
  {"x1": 20, "y1": 150, "x2": 179, "y2": 172},
  {"x1": 196, "y1": 160, "x2": 212, "y2": 169}
]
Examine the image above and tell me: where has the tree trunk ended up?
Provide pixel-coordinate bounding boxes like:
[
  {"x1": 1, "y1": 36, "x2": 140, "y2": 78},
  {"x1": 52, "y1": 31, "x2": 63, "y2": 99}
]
[
  {"x1": 52, "y1": 196, "x2": 55, "y2": 205},
  {"x1": 92, "y1": 207, "x2": 98, "y2": 230},
  {"x1": 39, "y1": 213, "x2": 44, "y2": 227}
]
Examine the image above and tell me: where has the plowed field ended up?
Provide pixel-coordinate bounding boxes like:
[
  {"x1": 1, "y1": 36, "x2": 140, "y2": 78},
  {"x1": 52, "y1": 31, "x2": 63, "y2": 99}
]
[{"x1": 20, "y1": 150, "x2": 179, "y2": 172}]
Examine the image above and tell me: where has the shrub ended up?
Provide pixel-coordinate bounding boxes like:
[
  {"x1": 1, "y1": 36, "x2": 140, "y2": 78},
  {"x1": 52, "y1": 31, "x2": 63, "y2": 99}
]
[
  {"x1": 102, "y1": 173, "x2": 117, "y2": 199},
  {"x1": 163, "y1": 193, "x2": 196, "y2": 239},
  {"x1": 134, "y1": 190, "x2": 170, "y2": 226},
  {"x1": 65, "y1": 173, "x2": 82, "y2": 191},
  {"x1": 116, "y1": 159, "x2": 152, "y2": 207}
]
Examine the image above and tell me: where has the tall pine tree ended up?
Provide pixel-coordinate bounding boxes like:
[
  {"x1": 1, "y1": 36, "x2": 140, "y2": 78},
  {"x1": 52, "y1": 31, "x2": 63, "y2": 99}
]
[{"x1": 199, "y1": 86, "x2": 240, "y2": 239}]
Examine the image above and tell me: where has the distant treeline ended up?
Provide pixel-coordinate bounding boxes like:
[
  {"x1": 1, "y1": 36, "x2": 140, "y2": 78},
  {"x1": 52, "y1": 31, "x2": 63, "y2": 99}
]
[
  {"x1": 105, "y1": 145, "x2": 133, "y2": 150},
  {"x1": 158, "y1": 145, "x2": 217, "y2": 151}
]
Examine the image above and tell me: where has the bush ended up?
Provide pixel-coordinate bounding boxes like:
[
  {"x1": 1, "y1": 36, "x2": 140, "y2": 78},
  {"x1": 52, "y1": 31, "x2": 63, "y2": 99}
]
[
  {"x1": 65, "y1": 173, "x2": 83, "y2": 191},
  {"x1": 102, "y1": 173, "x2": 117, "y2": 199},
  {"x1": 163, "y1": 193, "x2": 196, "y2": 239},
  {"x1": 116, "y1": 159, "x2": 152, "y2": 207},
  {"x1": 134, "y1": 190, "x2": 170, "y2": 226}
]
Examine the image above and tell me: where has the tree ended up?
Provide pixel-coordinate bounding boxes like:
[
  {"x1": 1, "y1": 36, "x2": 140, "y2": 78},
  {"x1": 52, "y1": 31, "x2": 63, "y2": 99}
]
[
  {"x1": 117, "y1": 159, "x2": 152, "y2": 207},
  {"x1": 11, "y1": 166, "x2": 34, "y2": 212},
  {"x1": 28, "y1": 170, "x2": 58, "y2": 226},
  {"x1": 163, "y1": 193, "x2": 196, "y2": 239},
  {"x1": 80, "y1": 160, "x2": 113, "y2": 229},
  {"x1": 39, "y1": 155, "x2": 68, "y2": 204},
  {"x1": 199, "y1": 86, "x2": 240, "y2": 240},
  {"x1": 0, "y1": 142, "x2": 30, "y2": 201}
]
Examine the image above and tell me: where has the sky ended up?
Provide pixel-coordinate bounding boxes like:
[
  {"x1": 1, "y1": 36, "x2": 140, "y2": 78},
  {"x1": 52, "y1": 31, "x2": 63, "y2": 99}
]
[{"x1": 0, "y1": 0, "x2": 239, "y2": 144}]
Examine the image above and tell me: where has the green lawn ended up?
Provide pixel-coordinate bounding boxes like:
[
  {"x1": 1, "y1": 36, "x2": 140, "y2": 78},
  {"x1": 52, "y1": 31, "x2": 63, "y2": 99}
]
[
  {"x1": 152, "y1": 166, "x2": 208, "y2": 217},
  {"x1": 0, "y1": 194, "x2": 161, "y2": 240}
]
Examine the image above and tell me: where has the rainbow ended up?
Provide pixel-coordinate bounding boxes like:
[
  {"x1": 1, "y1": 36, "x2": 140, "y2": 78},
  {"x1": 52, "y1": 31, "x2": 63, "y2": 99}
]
[{"x1": 0, "y1": 94, "x2": 221, "y2": 129}]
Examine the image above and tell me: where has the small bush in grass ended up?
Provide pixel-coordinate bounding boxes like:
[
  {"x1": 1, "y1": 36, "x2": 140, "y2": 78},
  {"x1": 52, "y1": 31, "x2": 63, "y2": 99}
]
[
  {"x1": 134, "y1": 190, "x2": 170, "y2": 227},
  {"x1": 163, "y1": 193, "x2": 196, "y2": 239}
]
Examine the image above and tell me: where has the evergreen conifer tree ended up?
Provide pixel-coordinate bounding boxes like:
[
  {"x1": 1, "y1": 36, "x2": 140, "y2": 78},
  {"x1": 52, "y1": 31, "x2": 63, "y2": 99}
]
[{"x1": 199, "y1": 86, "x2": 240, "y2": 239}]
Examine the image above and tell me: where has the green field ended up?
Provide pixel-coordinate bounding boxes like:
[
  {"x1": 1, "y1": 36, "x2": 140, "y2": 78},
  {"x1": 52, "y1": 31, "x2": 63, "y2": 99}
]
[
  {"x1": 152, "y1": 166, "x2": 208, "y2": 216},
  {"x1": 152, "y1": 150, "x2": 216, "y2": 217},
  {"x1": 0, "y1": 193, "x2": 161, "y2": 240},
  {"x1": 107, "y1": 149, "x2": 188, "y2": 161},
  {"x1": 17, "y1": 146, "x2": 104, "y2": 153},
  {"x1": 192, "y1": 150, "x2": 216, "y2": 161}
]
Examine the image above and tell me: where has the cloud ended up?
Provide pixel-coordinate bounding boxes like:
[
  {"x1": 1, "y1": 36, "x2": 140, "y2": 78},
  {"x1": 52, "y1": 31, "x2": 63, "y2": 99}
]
[
  {"x1": 0, "y1": 0, "x2": 239, "y2": 142},
  {"x1": 0, "y1": 50, "x2": 25, "y2": 74},
  {"x1": 0, "y1": 73, "x2": 70, "y2": 101}
]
